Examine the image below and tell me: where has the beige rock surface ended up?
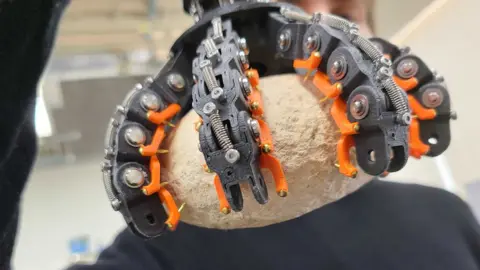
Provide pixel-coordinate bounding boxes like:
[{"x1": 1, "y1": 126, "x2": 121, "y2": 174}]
[{"x1": 162, "y1": 73, "x2": 371, "y2": 229}]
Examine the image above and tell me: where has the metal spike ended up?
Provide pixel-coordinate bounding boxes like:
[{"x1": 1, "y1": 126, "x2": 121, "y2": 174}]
[
  {"x1": 160, "y1": 182, "x2": 169, "y2": 188},
  {"x1": 319, "y1": 96, "x2": 329, "y2": 103},
  {"x1": 303, "y1": 69, "x2": 314, "y2": 82},
  {"x1": 178, "y1": 202, "x2": 186, "y2": 213},
  {"x1": 164, "y1": 121, "x2": 176, "y2": 127}
]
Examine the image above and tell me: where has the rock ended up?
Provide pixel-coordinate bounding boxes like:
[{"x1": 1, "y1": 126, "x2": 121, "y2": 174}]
[{"x1": 164, "y1": 74, "x2": 369, "y2": 229}]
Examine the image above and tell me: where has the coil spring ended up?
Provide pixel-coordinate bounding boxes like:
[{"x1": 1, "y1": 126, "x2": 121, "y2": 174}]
[
  {"x1": 321, "y1": 14, "x2": 354, "y2": 33},
  {"x1": 352, "y1": 35, "x2": 383, "y2": 63},
  {"x1": 102, "y1": 162, "x2": 121, "y2": 209},
  {"x1": 210, "y1": 112, "x2": 234, "y2": 150},
  {"x1": 382, "y1": 77, "x2": 410, "y2": 116},
  {"x1": 200, "y1": 60, "x2": 218, "y2": 91}
]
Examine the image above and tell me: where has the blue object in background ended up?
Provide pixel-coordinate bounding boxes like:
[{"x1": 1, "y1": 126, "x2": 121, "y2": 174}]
[{"x1": 69, "y1": 236, "x2": 89, "y2": 255}]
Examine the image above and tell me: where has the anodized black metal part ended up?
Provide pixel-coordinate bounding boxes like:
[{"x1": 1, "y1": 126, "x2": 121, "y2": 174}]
[
  {"x1": 107, "y1": 86, "x2": 173, "y2": 238},
  {"x1": 104, "y1": 1, "x2": 453, "y2": 241},
  {"x1": 106, "y1": 3, "x2": 295, "y2": 224},
  {"x1": 326, "y1": 46, "x2": 373, "y2": 99},
  {"x1": 375, "y1": 41, "x2": 452, "y2": 157},
  {"x1": 413, "y1": 82, "x2": 452, "y2": 157},
  {"x1": 346, "y1": 85, "x2": 393, "y2": 174},
  {"x1": 192, "y1": 17, "x2": 268, "y2": 211},
  {"x1": 276, "y1": 20, "x2": 409, "y2": 175},
  {"x1": 172, "y1": 2, "x2": 299, "y2": 78},
  {"x1": 393, "y1": 54, "x2": 434, "y2": 92},
  {"x1": 368, "y1": 37, "x2": 453, "y2": 158},
  {"x1": 113, "y1": 162, "x2": 169, "y2": 238}
]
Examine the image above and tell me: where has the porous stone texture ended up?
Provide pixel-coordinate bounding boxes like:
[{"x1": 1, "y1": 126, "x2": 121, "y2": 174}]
[{"x1": 163, "y1": 73, "x2": 370, "y2": 229}]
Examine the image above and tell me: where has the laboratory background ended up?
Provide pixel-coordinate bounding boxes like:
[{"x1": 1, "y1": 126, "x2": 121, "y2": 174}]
[{"x1": 12, "y1": 0, "x2": 480, "y2": 269}]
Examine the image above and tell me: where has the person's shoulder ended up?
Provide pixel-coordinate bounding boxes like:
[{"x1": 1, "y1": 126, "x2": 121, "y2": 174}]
[
  {"x1": 371, "y1": 179, "x2": 461, "y2": 199},
  {"x1": 366, "y1": 179, "x2": 470, "y2": 214}
]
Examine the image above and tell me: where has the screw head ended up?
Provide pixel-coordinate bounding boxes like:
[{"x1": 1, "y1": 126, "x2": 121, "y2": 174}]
[
  {"x1": 167, "y1": 73, "x2": 185, "y2": 92},
  {"x1": 422, "y1": 88, "x2": 444, "y2": 108},
  {"x1": 203, "y1": 102, "x2": 217, "y2": 115},
  {"x1": 349, "y1": 94, "x2": 369, "y2": 120},
  {"x1": 211, "y1": 87, "x2": 224, "y2": 100},
  {"x1": 141, "y1": 92, "x2": 161, "y2": 111},
  {"x1": 111, "y1": 199, "x2": 122, "y2": 211},
  {"x1": 240, "y1": 76, "x2": 251, "y2": 96},
  {"x1": 398, "y1": 112, "x2": 412, "y2": 126},
  {"x1": 397, "y1": 58, "x2": 418, "y2": 79},
  {"x1": 238, "y1": 37, "x2": 249, "y2": 54},
  {"x1": 144, "y1": 76, "x2": 154, "y2": 85},
  {"x1": 330, "y1": 56, "x2": 348, "y2": 80},
  {"x1": 248, "y1": 118, "x2": 261, "y2": 138},
  {"x1": 123, "y1": 167, "x2": 145, "y2": 188},
  {"x1": 225, "y1": 149, "x2": 240, "y2": 164},
  {"x1": 124, "y1": 126, "x2": 146, "y2": 147},
  {"x1": 278, "y1": 30, "x2": 291, "y2": 51},
  {"x1": 237, "y1": 51, "x2": 250, "y2": 69},
  {"x1": 104, "y1": 147, "x2": 114, "y2": 158},
  {"x1": 305, "y1": 35, "x2": 319, "y2": 51}
]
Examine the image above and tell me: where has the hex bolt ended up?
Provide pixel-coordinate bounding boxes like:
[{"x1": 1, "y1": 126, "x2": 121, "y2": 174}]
[
  {"x1": 124, "y1": 126, "x2": 146, "y2": 147},
  {"x1": 396, "y1": 58, "x2": 418, "y2": 79},
  {"x1": 203, "y1": 102, "x2": 217, "y2": 115},
  {"x1": 116, "y1": 105, "x2": 127, "y2": 115},
  {"x1": 144, "y1": 76, "x2": 154, "y2": 85},
  {"x1": 167, "y1": 73, "x2": 185, "y2": 92},
  {"x1": 141, "y1": 92, "x2": 161, "y2": 111},
  {"x1": 450, "y1": 111, "x2": 458, "y2": 120},
  {"x1": 104, "y1": 147, "x2": 114, "y2": 159},
  {"x1": 398, "y1": 113, "x2": 412, "y2": 126},
  {"x1": 225, "y1": 149, "x2": 240, "y2": 164},
  {"x1": 278, "y1": 30, "x2": 291, "y2": 51},
  {"x1": 123, "y1": 167, "x2": 145, "y2": 188},
  {"x1": 211, "y1": 87, "x2": 224, "y2": 101}
]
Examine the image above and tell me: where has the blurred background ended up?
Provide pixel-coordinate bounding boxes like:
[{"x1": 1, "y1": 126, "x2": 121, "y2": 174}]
[{"x1": 12, "y1": 0, "x2": 480, "y2": 269}]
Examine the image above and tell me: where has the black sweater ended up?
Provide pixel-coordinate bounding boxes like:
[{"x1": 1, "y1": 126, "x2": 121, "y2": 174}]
[{"x1": 1, "y1": 1, "x2": 480, "y2": 269}]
